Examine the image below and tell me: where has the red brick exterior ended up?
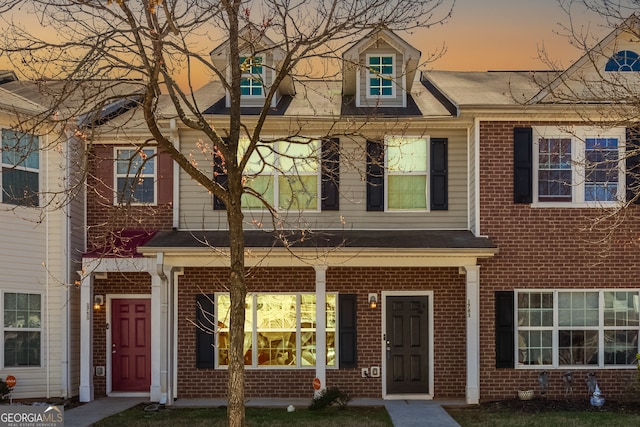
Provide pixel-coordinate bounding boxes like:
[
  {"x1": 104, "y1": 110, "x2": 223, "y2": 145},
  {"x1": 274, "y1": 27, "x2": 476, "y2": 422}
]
[
  {"x1": 478, "y1": 121, "x2": 640, "y2": 401},
  {"x1": 86, "y1": 144, "x2": 173, "y2": 249},
  {"x1": 174, "y1": 266, "x2": 466, "y2": 399}
]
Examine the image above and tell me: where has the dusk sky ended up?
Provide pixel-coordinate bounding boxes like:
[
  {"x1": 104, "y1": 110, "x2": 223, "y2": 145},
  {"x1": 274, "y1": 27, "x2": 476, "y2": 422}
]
[{"x1": 0, "y1": 1, "x2": 612, "y2": 88}]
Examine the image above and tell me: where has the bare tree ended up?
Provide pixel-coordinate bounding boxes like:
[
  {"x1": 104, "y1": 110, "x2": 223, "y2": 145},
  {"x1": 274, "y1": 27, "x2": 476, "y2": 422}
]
[{"x1": 0, "y1": 1, "x2": 454, "y2": 425}]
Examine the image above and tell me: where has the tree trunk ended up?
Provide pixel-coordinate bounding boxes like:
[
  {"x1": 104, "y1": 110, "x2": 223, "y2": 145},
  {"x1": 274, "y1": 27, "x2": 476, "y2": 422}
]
[{"x1": 227, "y1": 192, "x2": 246, "y2": 427}]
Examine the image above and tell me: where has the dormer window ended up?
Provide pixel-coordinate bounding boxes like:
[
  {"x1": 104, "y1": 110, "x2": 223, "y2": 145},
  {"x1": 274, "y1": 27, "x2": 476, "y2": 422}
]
[
  {"x1": 240, "y1": 56, "x2": 264, "y2": 96},
  {"x1": 605, "y1": 50, "x2": 640, "y2": 71},
  {"x1": 367, "y1": 54, "x2": 394, "y2": 97}
]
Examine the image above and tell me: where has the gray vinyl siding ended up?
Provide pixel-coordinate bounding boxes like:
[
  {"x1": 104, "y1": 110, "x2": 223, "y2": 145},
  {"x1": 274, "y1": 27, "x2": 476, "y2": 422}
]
[
  {"x1": 358, "y1": 42, "x2": 404, "y2": 108},
  {"x1": 178, "y1": 127, "x2": 468, "y2": 231}
]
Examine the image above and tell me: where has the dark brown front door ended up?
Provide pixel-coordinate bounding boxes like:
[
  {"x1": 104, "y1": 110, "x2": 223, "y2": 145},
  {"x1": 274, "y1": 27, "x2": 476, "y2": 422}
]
[
  {"x1": 385, "y1": 295, "x2": 429, "y2": 394},
  {"x1": 111, "y1": 298, "x2": 151, "y2": 392}
]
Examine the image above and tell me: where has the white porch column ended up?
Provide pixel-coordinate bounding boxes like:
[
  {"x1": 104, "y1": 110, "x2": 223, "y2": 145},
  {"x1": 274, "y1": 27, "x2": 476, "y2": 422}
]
[
  {"x1": 150, "y1": 254, "x2": 166, "y2": 403},
  {"x1": 314, "y1": 265, "x2": 327, "y2": 396},
  {"x1": 464, "y1": 265, "x2": 480, "y2": 404},
  {"x1": 79, "y1": 271, "x2": 94, "y2": 402}
]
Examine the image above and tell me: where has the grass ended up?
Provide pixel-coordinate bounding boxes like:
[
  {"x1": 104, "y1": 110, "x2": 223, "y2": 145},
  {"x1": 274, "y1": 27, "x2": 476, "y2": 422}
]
[
  {"x1": 446, "y1": 406, "x2": 640, "y2": 427},
  {"x1": 94, "y1": 404, "x2": 393, "y2": 427}
]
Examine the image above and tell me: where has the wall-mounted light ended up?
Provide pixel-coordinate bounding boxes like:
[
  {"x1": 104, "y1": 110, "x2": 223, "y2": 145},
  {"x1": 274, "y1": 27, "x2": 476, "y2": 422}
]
[
  {"x1": 94, "y1": 295, "x2": 104, "y2": 310},
  {"x1": 368, "y1": 293, "x2": 378, "y2": 309}
]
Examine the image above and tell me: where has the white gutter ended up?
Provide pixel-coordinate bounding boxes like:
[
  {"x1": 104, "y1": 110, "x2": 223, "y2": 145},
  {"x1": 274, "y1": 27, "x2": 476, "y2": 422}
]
[{"x1": 44, "y1": 133, "x2": 51, "y2": 398}]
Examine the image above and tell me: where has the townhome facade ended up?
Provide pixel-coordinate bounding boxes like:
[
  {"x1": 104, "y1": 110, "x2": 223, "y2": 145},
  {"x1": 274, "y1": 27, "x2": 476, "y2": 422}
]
[
  {"x1": 78, "y1": 20, "x2": 640, "y2": 405},
  {"x1": 0, "y1": 78, "x2": 84, "y2": 400}
]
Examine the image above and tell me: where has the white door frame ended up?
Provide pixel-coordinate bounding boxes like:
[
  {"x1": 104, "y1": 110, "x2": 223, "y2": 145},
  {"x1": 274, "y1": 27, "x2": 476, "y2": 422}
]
[
  {"x1": 381, "y1": 290, "x2": 434, "y2": 400},
  {"x1": 106, "y1": 294, "x2": 152, "y2": 397}
]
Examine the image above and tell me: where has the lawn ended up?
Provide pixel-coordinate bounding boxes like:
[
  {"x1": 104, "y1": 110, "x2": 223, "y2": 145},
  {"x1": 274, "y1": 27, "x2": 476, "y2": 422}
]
[
  {"x1": 446, "y1": 398, "x2": 640, "y2": 427},
  {"x1": 93, "y1": 404, "x2": 393, "y2": 427}
]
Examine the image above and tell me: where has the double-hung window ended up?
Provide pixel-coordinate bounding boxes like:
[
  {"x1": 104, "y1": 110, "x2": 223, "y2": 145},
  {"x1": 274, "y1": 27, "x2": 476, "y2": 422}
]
[
  {"x1": 385, "y1": 136, "x2": 428, "y2": 210},
  {"x1": 367, "y1": 54, "x2": 394, "y2": 97},
  {"x1": 215, "y1": 293, "x2": 337, "y2": 368},
  {"x1": 241, "y1": 138, "x2": 320, "y2": 211},
  {"x1": 240, "y1": 56, "x2": 264, "y2": 97},
  {"x1": 516, "y1": 290, "x2": 639, "y2": 368},
  {"x1": 533, "y1": 127, "x2": 625, "y2": 205},
  {"x1": 1, "y1": 129, "x2": 39, "y2": 207},
  {"x1": 4, "y1": 292, "x2": 41, "y2": 367},
  {"x1": 115, "y1": 147, "x2": 156, "y2": 205}
]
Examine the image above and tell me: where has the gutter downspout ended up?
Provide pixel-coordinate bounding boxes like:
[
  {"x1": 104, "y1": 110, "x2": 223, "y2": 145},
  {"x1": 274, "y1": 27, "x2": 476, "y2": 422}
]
[
  {"x1": 156, "y1": 253, "x2": 169, "y2": 405},
  {"x1": 44, "y1": 133, "x2": 50, "y2": 398}
]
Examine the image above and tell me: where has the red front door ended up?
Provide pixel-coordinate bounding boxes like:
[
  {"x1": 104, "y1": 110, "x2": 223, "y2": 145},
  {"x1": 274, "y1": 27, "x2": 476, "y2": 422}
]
[{"x1": 111, "y1": 298, "x2": 151, "y2": 392}]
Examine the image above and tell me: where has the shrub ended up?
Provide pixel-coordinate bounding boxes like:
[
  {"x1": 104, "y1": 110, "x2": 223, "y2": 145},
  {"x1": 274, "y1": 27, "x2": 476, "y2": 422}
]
[{"x1": 309, "y1": 387, "x2": 351, "y2": 410}]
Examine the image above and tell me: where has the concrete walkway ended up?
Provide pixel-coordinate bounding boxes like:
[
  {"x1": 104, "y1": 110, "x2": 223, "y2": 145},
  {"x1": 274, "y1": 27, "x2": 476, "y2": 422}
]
[{"x1": 64, "y1": 397, "x2": 464, "y2": 427}]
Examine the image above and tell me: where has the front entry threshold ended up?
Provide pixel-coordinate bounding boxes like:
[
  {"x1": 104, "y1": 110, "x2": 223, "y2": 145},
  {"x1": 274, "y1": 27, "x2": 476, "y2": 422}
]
[
  {"x1": 383, "y1": 394, "x2": 433, "y2": 400},
  {"x1": 108, "y1": 392, "x2": 150, "y2": 398}
]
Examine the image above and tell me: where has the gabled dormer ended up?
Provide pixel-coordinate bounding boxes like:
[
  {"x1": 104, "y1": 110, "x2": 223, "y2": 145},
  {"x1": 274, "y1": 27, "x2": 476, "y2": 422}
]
[
  {"x1": 210, "y1": 26, "x2": 295, "y2": 110},
  {"x1": 342, "y1": 29, "x2": 421, "y2": 109}
]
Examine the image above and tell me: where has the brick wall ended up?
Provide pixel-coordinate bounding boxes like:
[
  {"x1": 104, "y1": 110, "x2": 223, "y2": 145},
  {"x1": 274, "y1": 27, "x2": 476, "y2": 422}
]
[
  {"x1": 176, "y1": 266, "x2": 466, "y2": 399},
  {"x1": 86, "y1": 145, "x2": 173, "y2": 249},
  {"x1": 479, "y1": 121, "x2": 640, "y2": 401},
  {"x1": 92, "y1": 272, "x2": 151, "y2": 397}
]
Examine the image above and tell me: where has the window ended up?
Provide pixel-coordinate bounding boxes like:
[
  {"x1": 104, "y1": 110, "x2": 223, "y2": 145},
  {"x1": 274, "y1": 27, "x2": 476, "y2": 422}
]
[
  {"x1": 533, "y1": 127, "x2": 625, "y2": 205},
  {"x1": 367, "y1": 54, "x2": 394, "y2": 97},
  {"x1": 215, "y1": 293, "x2": 337, "y2": 368},
  {"x1": 115, "y1": 147, "x2": 156, "y2": 205},
  {"x1": 240, "y1": 139, "x2": 320, "y2": 211},
  {"x1": 516, "y1": 290, "x2": 639, "y2": 368},
  {"x1": 605, "y1": 50, "x2": 640, "y2": 71},
  {"x1": 4, "y1": 293, "x2": 41, "y2": 367},
  {"x1": 1, "y1": 129, "x2": 39, "y2": 206},
  {"x1": 386, "y1": 136, "x2": 428, "y2": 210},
  {"x1": 240, "y1": 56, "x2": 263, "y2": 96}
]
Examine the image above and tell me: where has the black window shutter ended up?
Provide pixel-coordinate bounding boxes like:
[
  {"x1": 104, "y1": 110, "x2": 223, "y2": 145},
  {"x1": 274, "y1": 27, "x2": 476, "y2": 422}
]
[
  {"x1": 626, "y1": 128, "x2": 640, "y2": 204},
  {"x1": 321, "y1": 138, "x2": 340, "y2": 210},
  {"x1": 213, "y1": 138, "x2": 229, "y2": 210},
  {"x1": 366, "y1": 140, "x2": 384, "y2": 211},
  {"x1": 430, "y1": 138, "x2": 448, "y2": 210},
  {"x1": 495, "y1": 291, "x2": 515, "y2": 369},
  {"x1": 338, "y1": 294, "x2": 357, "y2": 368},
  {"x1": 513, "y1": 127, "x2": 533, "y2": 204},
  {"x1": 195, "y1": 294, "x2": 215, "y2": 369}
]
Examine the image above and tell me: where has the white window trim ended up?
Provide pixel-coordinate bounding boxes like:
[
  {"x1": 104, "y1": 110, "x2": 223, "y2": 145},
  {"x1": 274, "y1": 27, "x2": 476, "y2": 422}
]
[
  {"x1": 365, "y1": 53, "x2": 396, "y2": 99},
  {"x1": 240, "y1": 55, "x2": 266, "y2": 99},
  {"x1": 2, "y1": 291, "x2": 43, "y2": 369},
  {"x1": 113, "y1": 146, "x2": 158, "y2": 206},
  {"x1": 240, "y1": 138, "x2": 322, "y2": 213},
  {"x1": 515, "y1": 289, "x2": 640, "y2": 370},
  {"x1": 532, "y1": 126, "x2": 626, "y2": 208},
  {"x1": 1, "y1": 128, "x2": 40, "y2": 207},
  {"x1": 384, "y1": 135, "x2": 430, "y2": 212},
  {"x1": 214, "y1": 292, "x2": 338, "y2": 370}
]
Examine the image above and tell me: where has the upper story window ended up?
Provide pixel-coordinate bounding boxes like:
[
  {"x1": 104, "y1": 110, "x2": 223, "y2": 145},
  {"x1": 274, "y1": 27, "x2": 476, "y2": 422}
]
[
  {"x1": 241, "y1": 139, "x2": 320, "y2": 211},
  {"x1": 216, "y1": 293, "x2": 337, "y2": 368},
  {"x1": 115, "y1": 147, "x2": 156, "y2": 205},
  {"x1": 516, "y1": 290, "x2": 639, "y2": 368},
  {"x1": 605, "y1": 50, "x2": 640, "y2": 71},
  {"x1": 1, "y1": 129, "x2": 39, "y2": 207},
  {"x1": 240, "y1": 56, "x2": 264, "y2": 97},
  {"x1": 4, "y1": 292, "x2": 41, "y2": 367},
  {"x1": 367, "y1": 54, "x2": 394, "y2": 97},
  {"x1": 366, "y1": 136, "x2": 448, "y2": 211},
  {"x1": 532, "y1": 127, "x2": 625, "y2": 206},
  {"x1": 386, "y1": 136, "x2": 428, "y2": 210}
]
